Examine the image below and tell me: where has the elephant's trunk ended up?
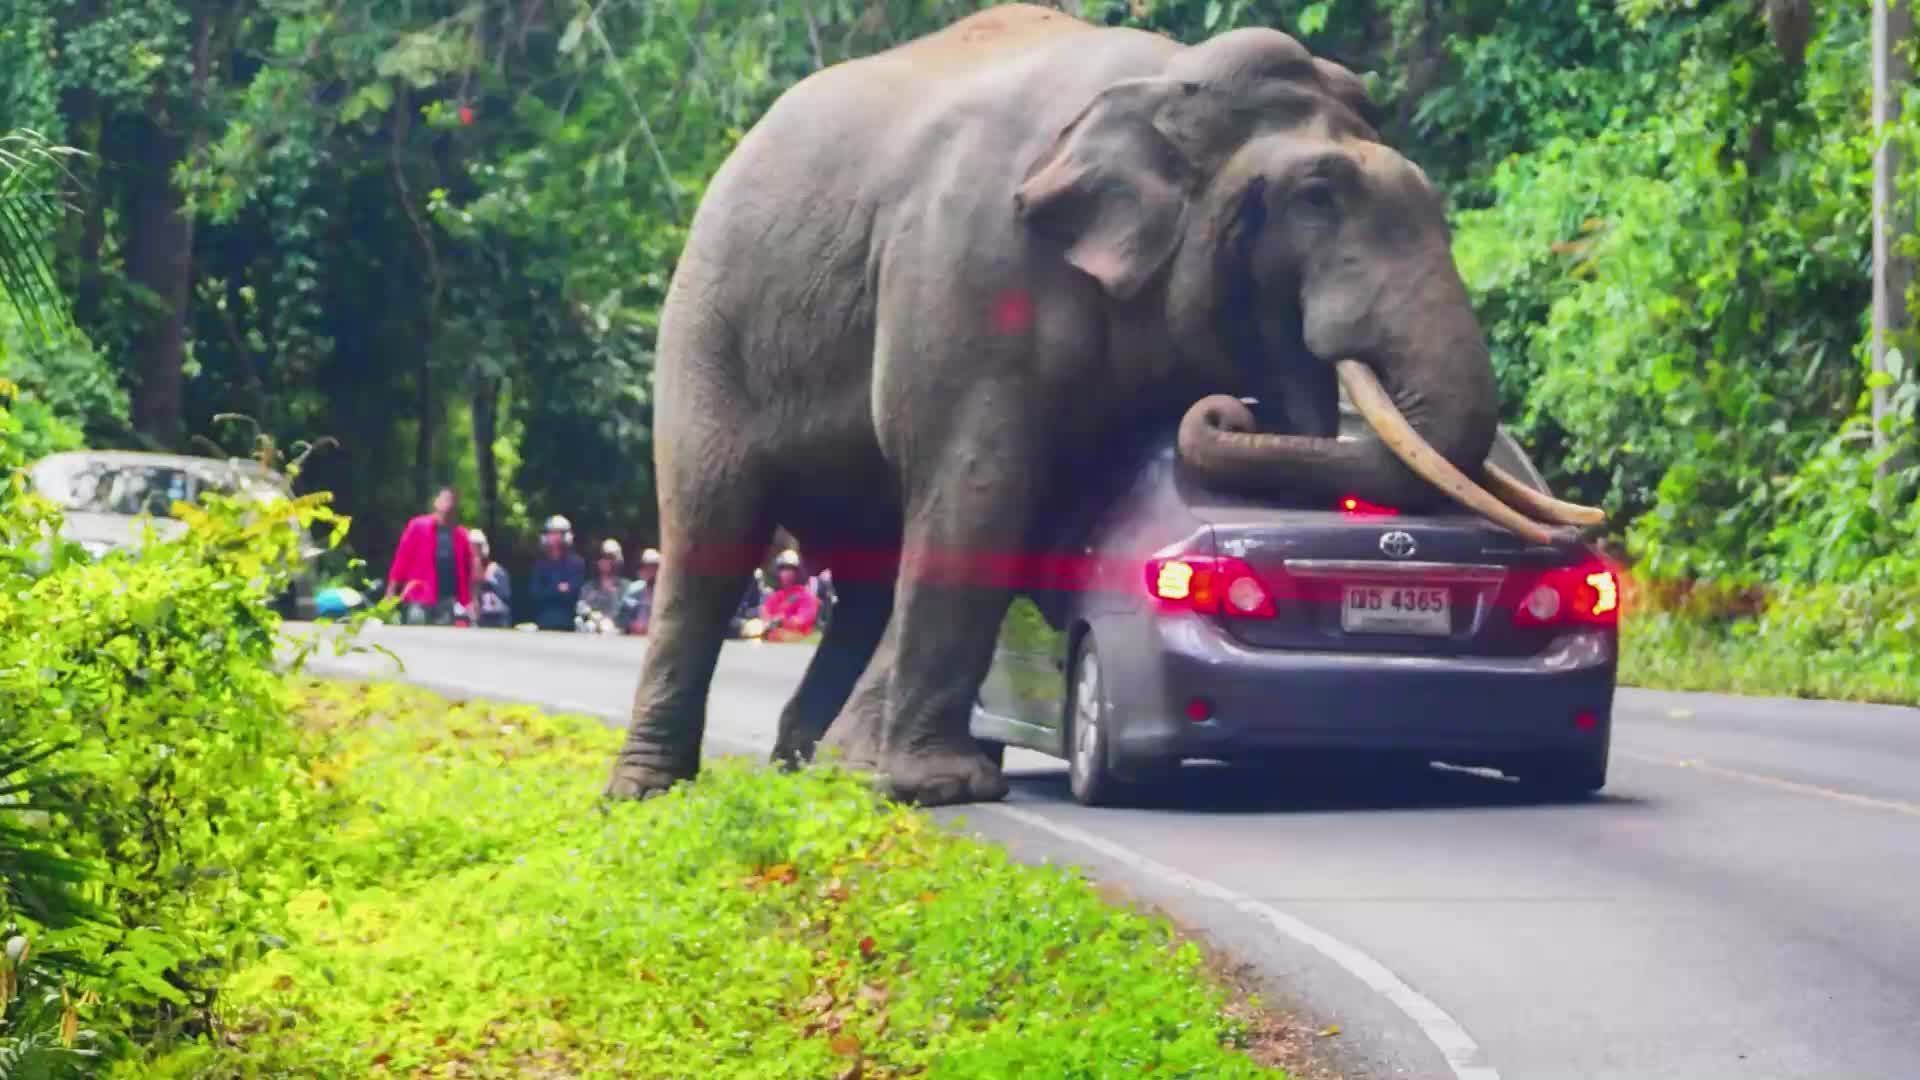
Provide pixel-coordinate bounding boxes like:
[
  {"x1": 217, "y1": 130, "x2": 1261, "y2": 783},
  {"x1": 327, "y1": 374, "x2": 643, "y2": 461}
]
[
  {"x1": 1177, "y1": 364, "x2": 1601, "y2": 544},
  {"x1": 1177, "y1": 374, "x2": 1572, "y2": 544}
]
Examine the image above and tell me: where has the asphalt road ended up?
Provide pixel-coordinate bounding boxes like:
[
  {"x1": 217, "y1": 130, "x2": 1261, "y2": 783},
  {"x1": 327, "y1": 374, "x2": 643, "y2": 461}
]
[{"x1": 300, "y1": 624, "x2": 1920, "y2": 1080}]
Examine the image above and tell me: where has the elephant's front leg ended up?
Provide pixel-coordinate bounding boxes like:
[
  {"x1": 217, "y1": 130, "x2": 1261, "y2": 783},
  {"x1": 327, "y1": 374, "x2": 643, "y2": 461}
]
[{"x1": 871, "y1": 414, "x2": 1039, "y2": 805}]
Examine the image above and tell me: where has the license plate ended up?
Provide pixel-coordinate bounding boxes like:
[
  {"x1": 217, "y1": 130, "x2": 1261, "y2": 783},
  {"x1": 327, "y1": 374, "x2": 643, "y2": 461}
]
[{"x1": 1341, "y1": 584, "x2": 1451, "y2": 636}]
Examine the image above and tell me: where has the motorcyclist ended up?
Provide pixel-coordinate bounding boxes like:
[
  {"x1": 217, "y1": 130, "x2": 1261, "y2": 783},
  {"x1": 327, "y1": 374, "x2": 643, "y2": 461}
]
[
  {"x1": 760, "y1": 549, "x2": 821, "y2": 642},
  {"x1": 618, "y1": 547, "x2": 663, "y2": 634},
  {"x1": 529, "y1": 515, "x2": 585, "y2": 632},
  {"x1": 729, "y1": 569, "x2": 767, "y2": 638},
  {"x1": 580, "y1": 539, "x2": 631, "y2": 632},
  {"x1": 812, "y1": 566, "x2": 836, "y2": 634},
  {"x1": 469, "y1": 528, "x2": 513, "y2": 629}
]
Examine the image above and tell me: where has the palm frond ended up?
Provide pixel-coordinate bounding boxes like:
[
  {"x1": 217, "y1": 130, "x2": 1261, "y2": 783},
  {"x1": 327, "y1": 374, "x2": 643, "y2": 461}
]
[
  {"x1": 0, "y1": 129, "x2": 84, "y2": 342},
  {"x1": 0, "y1": 739, "x2": 103, "y2": 931}
]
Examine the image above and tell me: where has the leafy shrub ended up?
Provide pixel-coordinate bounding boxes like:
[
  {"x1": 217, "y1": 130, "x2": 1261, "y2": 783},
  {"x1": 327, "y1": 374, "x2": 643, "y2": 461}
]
[
  {"x1": 0, "y1": 739, "x2": 106, "y2": 1080},
  {"x1": 140, "y1": 681, "x2": 1281, "y2": 1079},
  {"x1": 0, "y1": 317, "x2": 125, "y2": 457},
  {"x1": 0, "y1": 379, "x2": 354, "y2": 1065},
  {"x1": 1452, "y1": 1, "x2": 1874, "y2": 586}
]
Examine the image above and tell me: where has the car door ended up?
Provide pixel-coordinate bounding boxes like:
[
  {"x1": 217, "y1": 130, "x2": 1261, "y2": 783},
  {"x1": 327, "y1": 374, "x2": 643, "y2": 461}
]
[
  {"x1": 976, "y1": 431, "x2": 1174, "y2": 746},
  {"x1": 976, "y1": 524, "x2": 1094, "y2": 745}
]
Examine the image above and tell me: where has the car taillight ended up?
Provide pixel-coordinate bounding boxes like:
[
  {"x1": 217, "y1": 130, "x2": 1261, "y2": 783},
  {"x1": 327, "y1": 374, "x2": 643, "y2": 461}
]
[
  {"x1": 1509, "y1": 561, "x2": 1620, "y2": 628},
  {"x1": 1339, "y1": 494, "x2": 1398, "y2": 518},
  {"x1": 1145, "y1": 555, "x2": 1277, "y2": 618}
]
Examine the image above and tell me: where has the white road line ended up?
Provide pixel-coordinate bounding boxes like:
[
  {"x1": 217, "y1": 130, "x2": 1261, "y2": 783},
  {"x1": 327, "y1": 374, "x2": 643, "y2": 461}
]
[
  {"x1": 985, "y1": 804, "x2": 1501, "y2": 1080},
  {"x1": 1618, "y1": 750, "x2": 1920, "y2": 818}
]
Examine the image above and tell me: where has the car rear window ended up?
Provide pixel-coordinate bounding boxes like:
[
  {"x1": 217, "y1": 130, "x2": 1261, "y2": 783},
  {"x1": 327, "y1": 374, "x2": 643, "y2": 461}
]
[{"x1": 30, "y1": 458, "x2": 201, "y2": 518}]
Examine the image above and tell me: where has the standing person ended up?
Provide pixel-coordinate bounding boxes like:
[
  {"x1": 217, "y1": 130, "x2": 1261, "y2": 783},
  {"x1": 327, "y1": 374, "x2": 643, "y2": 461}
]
[
  {"x1": 469, "y1": 529, "x2": 513, "y2": 629},
  {"x1": 529, "y1": 515, "x2": 586, "y2": 632},
  {"x1": 384, "y1": 485, "x2": 473, "y2": 626},
  {"x1": 760, "y1": 549, "x2": 821, "y2": 642},
  {"x1": 580, "y1": 539, "x2": 632, "y2": 632}
]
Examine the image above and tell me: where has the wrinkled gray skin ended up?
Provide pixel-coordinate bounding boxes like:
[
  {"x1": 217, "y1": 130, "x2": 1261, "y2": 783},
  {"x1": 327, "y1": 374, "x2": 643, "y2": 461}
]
[{"x1": 605, "y1": 6, "x2": 1499, "y2": 806}]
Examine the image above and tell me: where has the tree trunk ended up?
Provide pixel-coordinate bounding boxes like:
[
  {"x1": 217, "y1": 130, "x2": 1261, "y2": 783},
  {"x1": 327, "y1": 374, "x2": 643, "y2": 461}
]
[
  {"x1": 122, "y1": 9, "x2": 212, "y2": 447},
  {"x1": 390, "y1": 83, "x2": 442, "y2": 505},
  {"x1": 56, "y1": 86, "x2": 106, "y2": 332},
  {"x1": 1874, "y1": 0, "x2": 1914, "y2": 475},
  {"x1": 472, "y1": 373, "x2": 502, "y2": 540},
  {"x1": 415, "y1": 349, "x2": 433, "y2": 508},
  {"x1": 123, "y1": 112, "x2": 192, "y2": 446}
]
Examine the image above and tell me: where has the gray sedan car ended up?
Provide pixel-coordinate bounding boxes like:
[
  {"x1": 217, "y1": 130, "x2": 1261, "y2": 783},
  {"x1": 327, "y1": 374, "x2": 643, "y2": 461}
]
[
  {"x1": 970, "y1": 405, "x2": 1620, "y2": 806},
  {"x1": 26, "y1": 450, "x2": 321, "y2": 619}
]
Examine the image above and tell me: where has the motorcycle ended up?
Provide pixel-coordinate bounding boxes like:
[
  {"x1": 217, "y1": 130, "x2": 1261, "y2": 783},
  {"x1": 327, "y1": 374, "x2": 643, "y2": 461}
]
[{"x1": 575, "y1": 600, "x2": 621, "y2": 635}]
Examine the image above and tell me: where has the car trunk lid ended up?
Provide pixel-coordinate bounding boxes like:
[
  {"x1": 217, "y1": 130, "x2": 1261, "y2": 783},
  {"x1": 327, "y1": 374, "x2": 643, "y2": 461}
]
[{"x1": 1189, "y1": 504, "x2": 1604, "y2": 658}]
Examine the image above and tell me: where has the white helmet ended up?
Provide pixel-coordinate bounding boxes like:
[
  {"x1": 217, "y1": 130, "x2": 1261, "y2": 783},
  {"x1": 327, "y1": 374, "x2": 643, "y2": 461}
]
[
  {"x1": 600, "y1": 538, "x2": 624, "y2": 561},
  {"x1": 641, "y1": 547, "x2": 662, "y2": 566},
  {"x1": 775, "y1": 548, "x2": 802, "y2": 570},
  {"x1": 467, "y1": 528, "x2": 489, "y2": 555},
  {"x1": 543, "y1": 515, "x2": 574, "y2": 544}
]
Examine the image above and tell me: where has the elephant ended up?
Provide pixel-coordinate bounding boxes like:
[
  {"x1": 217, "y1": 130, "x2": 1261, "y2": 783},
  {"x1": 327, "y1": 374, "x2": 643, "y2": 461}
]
[{"x1": 603, "y1": 4, "x2": 1604, "y2": 806}]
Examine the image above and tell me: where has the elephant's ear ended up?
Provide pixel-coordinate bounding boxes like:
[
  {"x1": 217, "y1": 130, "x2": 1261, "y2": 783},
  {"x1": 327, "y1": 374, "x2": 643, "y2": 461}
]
[{"x1": 1015, "y1": 78, "x2": 1204, "y2": 301}]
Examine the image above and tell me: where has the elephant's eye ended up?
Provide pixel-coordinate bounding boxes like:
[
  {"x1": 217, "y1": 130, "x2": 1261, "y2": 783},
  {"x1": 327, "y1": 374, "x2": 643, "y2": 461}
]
[{"x1": 1296, "y1": 179, "x2": 1338, "y2": 214}]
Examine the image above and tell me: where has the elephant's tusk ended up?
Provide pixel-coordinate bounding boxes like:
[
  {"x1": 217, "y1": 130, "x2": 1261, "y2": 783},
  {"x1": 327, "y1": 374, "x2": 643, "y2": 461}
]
[
  {"x1": 1481, "y1": 461, "x2": 1605, "y2": 528},
  {"x1": 1334, "y1": 360, "x2": 1564, "y2": 547}
]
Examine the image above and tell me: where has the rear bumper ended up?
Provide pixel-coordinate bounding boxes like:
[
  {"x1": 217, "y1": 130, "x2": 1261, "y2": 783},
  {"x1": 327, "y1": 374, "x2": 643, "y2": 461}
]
[{"x1": 1102, "y1": 613, "x2": 1616, "y2": 768}]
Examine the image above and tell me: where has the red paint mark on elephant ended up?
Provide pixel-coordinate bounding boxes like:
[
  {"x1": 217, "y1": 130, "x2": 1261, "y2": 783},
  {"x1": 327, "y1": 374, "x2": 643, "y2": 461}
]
[{"x1": 990, "y1": 289, "x2": 1034, "y2": 335}]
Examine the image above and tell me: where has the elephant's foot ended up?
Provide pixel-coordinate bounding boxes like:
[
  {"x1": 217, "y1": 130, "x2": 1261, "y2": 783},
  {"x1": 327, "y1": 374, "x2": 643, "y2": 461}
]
[
  {"x1": 879, "y1": 744, "x2": 1009, "y2": 807},
  {"x1": 769, "y1": 709, "x2": 826, "y2": 771},
  {"x1": 602, "y1": 748, "x2": 697, "y2": 801},
  {"x1": 814, "y1": 708, "x2": 885, "y2": 773},
  {"x1": 814, "y1": 726, "x2": 882, "y2": 773},
  {"x1": 768, "y1": 733, "x2": 815, "y2": 771}
]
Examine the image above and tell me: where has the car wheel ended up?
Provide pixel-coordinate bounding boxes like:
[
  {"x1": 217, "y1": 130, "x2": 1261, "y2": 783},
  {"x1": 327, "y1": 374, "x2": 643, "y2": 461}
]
[
  {"x1": 1513, "y1": 750, "x2": 1608, "y2": 799},
  {"x1": 1067, "y1": 636, "x2": 1129, "y2": 807}
]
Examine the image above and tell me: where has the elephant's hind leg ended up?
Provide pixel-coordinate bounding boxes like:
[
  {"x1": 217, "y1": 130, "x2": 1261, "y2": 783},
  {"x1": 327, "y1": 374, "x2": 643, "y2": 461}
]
[
  {"x1": 770, "y1": 576, "x2": 894, "y2": 767},
  {"x1": 606, "y1": 439, "x2": 772, "y2": 800}
]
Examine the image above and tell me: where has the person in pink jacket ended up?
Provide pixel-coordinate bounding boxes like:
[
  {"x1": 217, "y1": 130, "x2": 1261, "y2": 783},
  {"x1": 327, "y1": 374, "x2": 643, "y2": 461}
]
[
  {"x1": 760, "y1": 549, "x2": 821, "y2": 642},
  {"x1": 384, "y1": 486, "x2": 474, "y2": 626}
]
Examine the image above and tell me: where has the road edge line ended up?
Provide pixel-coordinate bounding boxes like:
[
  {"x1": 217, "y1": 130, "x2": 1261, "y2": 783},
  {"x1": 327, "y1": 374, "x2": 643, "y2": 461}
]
[{"x1": 984, "y1": 803, "x2": 1501, "y2": 1080}]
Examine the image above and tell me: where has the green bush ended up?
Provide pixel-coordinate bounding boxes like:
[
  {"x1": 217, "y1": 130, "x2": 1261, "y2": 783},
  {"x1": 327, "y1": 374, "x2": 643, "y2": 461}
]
[
  {"x1": 0, "y1": 737, "x2": 106, "y2": 1080},
  {"x1": 1452, "y1": 1, "x2": 1873, "y2": 586},
  {"x1": 139, "y1": 681, "x2": 1282, "y2": 1079},
  {"x1": 0, "y1": 379, "x2": 355, "y2": 1066},
  {"x1": 1622, "y1": 573, "x2": 1920, "y2": 705},
  {"x1": 0, "y1": 317, "x2": 125, "y2": 457}
]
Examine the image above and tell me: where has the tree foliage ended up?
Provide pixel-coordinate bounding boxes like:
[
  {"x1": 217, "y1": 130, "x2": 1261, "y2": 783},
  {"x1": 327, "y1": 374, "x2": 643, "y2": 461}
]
[{"x1": 0, "y1": 0, "x2": 1910, "y2": 596}]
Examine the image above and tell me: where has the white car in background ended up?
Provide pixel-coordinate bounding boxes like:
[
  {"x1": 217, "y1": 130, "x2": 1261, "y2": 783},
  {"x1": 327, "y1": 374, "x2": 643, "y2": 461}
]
[{"x1": 25, "y1": 449, "x2": 320, "y2": 619}]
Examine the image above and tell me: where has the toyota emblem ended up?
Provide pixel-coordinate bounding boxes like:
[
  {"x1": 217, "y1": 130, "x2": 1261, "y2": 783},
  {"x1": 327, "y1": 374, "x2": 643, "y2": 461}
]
[{"x1": 1379, "y1": 530, "x2": 1417, "y2": 559}]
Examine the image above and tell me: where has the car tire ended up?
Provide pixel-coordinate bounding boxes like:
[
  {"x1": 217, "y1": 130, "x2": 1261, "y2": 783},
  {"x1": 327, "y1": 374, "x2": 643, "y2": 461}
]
[
  {"x1": 1067, "y1": 634, "x2": 1131, "y2": 807},
  {"x1": 1513, "y1": 750, "x2": 1608, "y2": 799}
]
